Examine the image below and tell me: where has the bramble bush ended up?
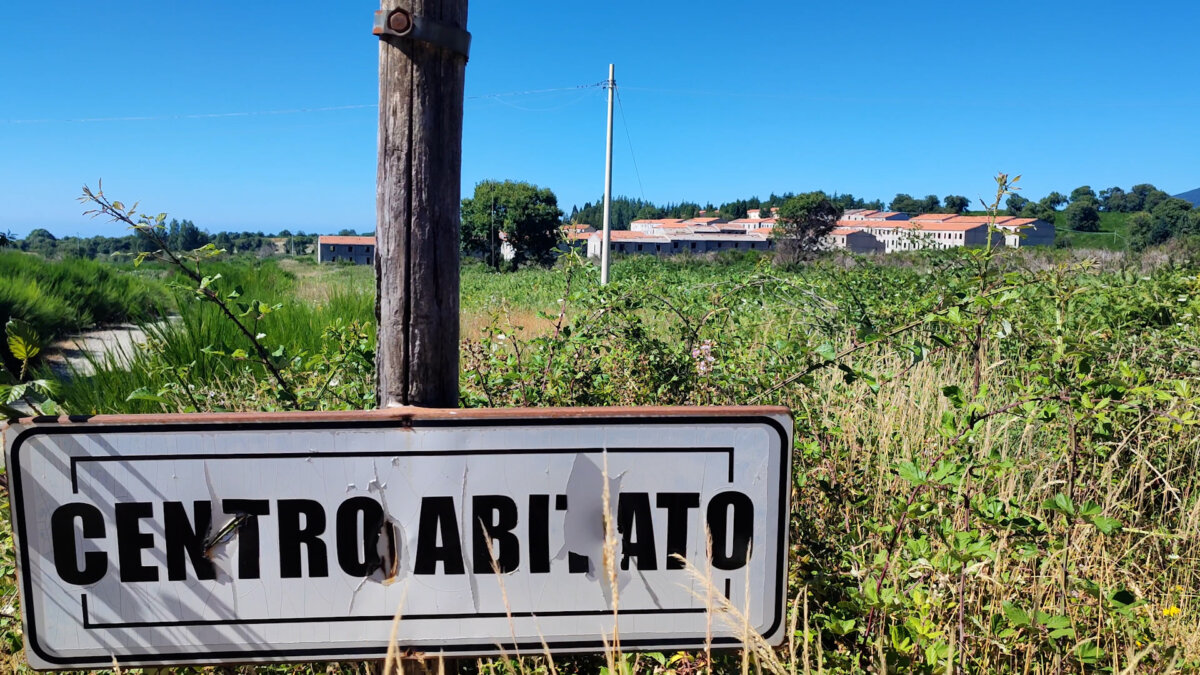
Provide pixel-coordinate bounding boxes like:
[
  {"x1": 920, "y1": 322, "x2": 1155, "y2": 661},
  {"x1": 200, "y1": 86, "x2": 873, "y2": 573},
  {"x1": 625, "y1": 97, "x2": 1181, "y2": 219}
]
[{"x1": 2, "y1": 176, "x2": 1200, "y2": 673}]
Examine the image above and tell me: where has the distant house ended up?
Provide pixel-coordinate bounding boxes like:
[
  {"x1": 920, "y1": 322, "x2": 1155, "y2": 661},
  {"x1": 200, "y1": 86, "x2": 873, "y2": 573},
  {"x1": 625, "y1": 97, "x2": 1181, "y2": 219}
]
[
  {"x1": 838, "y1": 219, "x2": 1003, "y2": 253},
  {"x1": 746, "y1": 207, "x2": 779, "y2": 220},
  {"x1": 317, "y1": 235, "x2": 375, "y2": 264},
  {"x1": 995, "y1": 217, "x2": 1054, "y2": 247},
  {"x1": 908, "y1": 214, "x2": 1054, "y2": 248},
  {"x1": 585, "y1": 229, "x2": 772, "y2": 257},
  {"x1": 821, "y1": 227, "x2": 885, "y2": 254},
  {"x1": 841, "y1": 209, "x2": 909, "y2": 222}
]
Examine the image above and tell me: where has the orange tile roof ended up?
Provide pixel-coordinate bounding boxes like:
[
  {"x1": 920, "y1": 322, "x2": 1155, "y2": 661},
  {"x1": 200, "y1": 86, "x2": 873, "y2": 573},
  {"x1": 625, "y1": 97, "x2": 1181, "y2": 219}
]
[
  {"x1": 319, "y1": 235, "x2": 375, "y2": 246},
  {"x1": 837, "y1": 219, "x2": 988, "y2": 232},
  {"x1": 631, "y1": 218, "x2": 687, "y2": 225},
  {"x1": 729, "y1": 217, "x2": 777, "y2": 224},
  {"x1": 599, "y1": 231, "x2": 668, "y2": 241}
]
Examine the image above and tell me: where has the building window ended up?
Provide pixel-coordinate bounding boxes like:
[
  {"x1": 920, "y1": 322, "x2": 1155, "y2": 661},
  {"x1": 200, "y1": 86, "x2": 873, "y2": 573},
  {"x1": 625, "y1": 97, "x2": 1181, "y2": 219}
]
[{"x1": 637, "y1": 244, "x2": 643, "y2": 251}]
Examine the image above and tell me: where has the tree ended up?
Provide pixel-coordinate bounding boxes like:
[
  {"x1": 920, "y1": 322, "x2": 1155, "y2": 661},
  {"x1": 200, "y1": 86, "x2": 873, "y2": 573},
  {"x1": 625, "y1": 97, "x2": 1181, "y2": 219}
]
[
  {"x1": 461, "y1": 180, "x2": 563, "y2": 270},
  {"x1": 889, "y1": 194, "x2": 922, "y2": 213},
  {"x1": 635, "y1": 204, "x2": 663, "y2": 221},
  {"x1": 1185, "y1": 210, "x2": 1200, "y2": 238},
  {"x1": 774, "y1": 192, "x2": 840, "y2": 264},
  {"x1": 1064, "y1": 201, "x2": 1100, "y2": 232},
  {"x1": 1006, "y1": 194, "x2": 1030, "y2": 216},
  {"x1": 1127, "y1": 184, "x2": 1156, "y2": 212},
  {"x1": 1150, "y1": 197, "x2": 1194, "y2": 241},
  {"x1": 213, "y1": 232, "x2": 235, "y2": 253},
  {"x1": 167, "y1": 219, "x2": 209, "y2": 251},
  {"x1": 943, "y1": 195, "x2": 969, "y2": 214},
  {"x1": 1041, "y1": 192, "x2": 1068, "y2": 210},
  {"x1": 1069, "y1": 185, "x2": 1097, "y2": 204},
  {"x1": 1143, "y1": 188, "x2": 1172, "y2": 214},
  {"x1": 1099, "y1": 187, "x2": 1126, "y2": 212},
  {"x1": 1020, "y1": 202, "x2": 1057, "y2": 223},
  {"x1": 21, "y1": 228, "x2": 58, "y2": 256},
  {"x1": 1129, "y1": 211, "x2": 1169, "y2": 251}
]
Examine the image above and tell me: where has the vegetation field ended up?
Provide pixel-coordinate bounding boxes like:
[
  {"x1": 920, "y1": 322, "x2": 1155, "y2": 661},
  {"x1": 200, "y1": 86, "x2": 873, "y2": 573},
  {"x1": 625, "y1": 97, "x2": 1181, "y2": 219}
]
[
  {"x1": 0, "y1": 251, "x2": 163, "y2": 342},
  {"x1": 3, "y1": 240, "x2": 1200, "y2": 673},
  {"x1": 1059, "y1": 213, "x2": 1132, "y2": 251}
]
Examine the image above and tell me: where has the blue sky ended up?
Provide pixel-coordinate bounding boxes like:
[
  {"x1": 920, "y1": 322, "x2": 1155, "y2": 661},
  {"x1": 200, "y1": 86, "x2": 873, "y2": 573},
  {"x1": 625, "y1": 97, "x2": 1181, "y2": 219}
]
[{"x1": 1, "y1": 1, "x2": 1197, "y2": 237}]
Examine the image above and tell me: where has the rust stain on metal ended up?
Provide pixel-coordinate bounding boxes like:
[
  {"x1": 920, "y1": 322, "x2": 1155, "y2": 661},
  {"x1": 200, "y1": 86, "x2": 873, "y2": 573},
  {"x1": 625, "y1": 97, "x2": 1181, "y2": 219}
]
[
  {"x1": 387, "y1": 9, "x2": 412, "y2": 33},
  {"x1": 13, "y1": 404, "x2": 789, "y2": 429}
]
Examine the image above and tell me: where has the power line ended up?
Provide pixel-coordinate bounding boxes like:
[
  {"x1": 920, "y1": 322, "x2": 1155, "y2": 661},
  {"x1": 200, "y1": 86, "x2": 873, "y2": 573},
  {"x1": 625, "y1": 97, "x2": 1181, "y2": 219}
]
[
  {"x1": 615, "y1": 88, "x2": 646, "y2": 202},
  {"x1": 467, "y1": 81, "x2": 606, "y2": 100},
  {"x1": 1, "y1": 82, "x2": 609, "y2": 124},
  {"x1": 0, "y1": 104, "x2": 378, "y2": 125}
]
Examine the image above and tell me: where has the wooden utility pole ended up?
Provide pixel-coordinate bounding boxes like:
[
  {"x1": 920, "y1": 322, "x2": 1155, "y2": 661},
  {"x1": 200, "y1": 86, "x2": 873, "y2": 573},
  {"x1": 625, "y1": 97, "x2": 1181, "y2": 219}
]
[
  {"x1": 374, "y1": 1, "x2": 469, "y2": 671},
  {"x1": 375, "y1": 0, "x2": 469, "y2": 409}
]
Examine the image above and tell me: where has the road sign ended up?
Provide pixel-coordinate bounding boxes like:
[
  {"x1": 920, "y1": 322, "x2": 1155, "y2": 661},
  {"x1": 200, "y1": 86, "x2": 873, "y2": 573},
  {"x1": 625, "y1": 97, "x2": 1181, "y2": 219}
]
[{"x1": 5, "y1": 406, "x2": 791, "y2": 669}]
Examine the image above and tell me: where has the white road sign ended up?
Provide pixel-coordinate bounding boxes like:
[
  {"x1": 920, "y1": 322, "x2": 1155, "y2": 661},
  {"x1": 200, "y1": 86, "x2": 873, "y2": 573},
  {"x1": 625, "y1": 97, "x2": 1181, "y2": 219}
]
[{"x1": 5, "y1": 407, "x2": 792, "y2": 669}]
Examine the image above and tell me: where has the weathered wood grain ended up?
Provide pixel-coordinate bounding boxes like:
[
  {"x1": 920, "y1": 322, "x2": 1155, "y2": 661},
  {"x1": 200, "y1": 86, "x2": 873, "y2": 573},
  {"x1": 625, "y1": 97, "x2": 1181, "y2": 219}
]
[{"x1": 375, "y1": 0, "x2": 469, "y2": 409}]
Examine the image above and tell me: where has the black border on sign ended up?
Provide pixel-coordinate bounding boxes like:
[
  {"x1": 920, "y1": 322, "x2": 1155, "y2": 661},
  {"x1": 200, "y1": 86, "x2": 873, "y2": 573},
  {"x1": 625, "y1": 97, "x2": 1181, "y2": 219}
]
[{"x1": 9, "y1": 414, "x2": 790, "y2": 668}]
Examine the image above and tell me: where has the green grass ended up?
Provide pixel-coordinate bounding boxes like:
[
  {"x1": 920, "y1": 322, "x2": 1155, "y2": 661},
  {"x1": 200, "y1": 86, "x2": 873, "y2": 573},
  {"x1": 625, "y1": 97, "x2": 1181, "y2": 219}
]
[
  {"x1": 1059, "y1": 211, "x2": 1131, "y2": 250},
  {"x1": 56, "y1": 257, "x2": 375, "y2": 414},
  {"x1": 7, "y1": 245, "x2": 1200, "y2": 673},
  {"x1": 0, "y1": 250, "x2": 164, "y2": 345}
]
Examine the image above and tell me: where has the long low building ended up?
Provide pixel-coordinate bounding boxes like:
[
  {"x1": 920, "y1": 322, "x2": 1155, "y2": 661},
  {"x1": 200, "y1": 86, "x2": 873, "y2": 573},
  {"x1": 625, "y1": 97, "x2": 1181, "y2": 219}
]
[
  {"x1": 842, "y1": 210, "x2": 1054, "y2": 249},
  {"x1": 317, "y1": 235, "x2": 375, "y2": 264},
  {"x1": 584, "y1": 218, "x2": 886, "y2": 257}
]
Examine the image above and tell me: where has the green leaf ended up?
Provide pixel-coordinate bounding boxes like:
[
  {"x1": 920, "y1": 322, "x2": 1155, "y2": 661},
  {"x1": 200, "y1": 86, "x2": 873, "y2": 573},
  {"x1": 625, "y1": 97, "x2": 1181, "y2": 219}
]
[
  {"x1": 1108, "y1": 589, "x2": 1138, "y2": 608},
  {"x1": 895, "y1": 461, "x2": 926, "y2": 485},
  {"x1": 1042, "y1": 493, "x2": 1075, "y2": 517},
  {"x1": 815, "y1": 343, "x2": 837, "y2": 362},
  {"x1": 1090, "y1": 515, "x2": 1122, "y2": 535},
  {"x1": 942, "y1": 384, "x2": 965, "y2": 408},
  {"x1": 1002, "y1": 602, "x2": 1030, "y2": 627},
  {"x1": 1036, "y1": 613, "x2": 1071, "y2": 630},
  {"x1": 1076, "y1": 641, "x2": 1105, "y2": 664},
  {"x1": 126, "y1": 388, "x2": 166, "y2": 403},
  {"x1": 6, "y1": 319, "x2": 42, "y2": 361}
]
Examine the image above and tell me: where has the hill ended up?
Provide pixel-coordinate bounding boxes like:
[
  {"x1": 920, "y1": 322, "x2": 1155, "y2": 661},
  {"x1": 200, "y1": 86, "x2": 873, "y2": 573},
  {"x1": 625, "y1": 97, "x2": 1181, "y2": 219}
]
[{"x1": 1175, "y1": 187, "x2": 1200, "y2": 206}]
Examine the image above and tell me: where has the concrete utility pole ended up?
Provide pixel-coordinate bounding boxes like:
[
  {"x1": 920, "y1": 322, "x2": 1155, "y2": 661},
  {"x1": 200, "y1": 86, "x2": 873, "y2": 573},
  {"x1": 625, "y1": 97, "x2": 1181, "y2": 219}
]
[
  {"x1": 374, "y1": 0, "x2": 469, "y2": 409},
  {"x1": 600, "y1": 63, "x2": 615, "y2": 285}
]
